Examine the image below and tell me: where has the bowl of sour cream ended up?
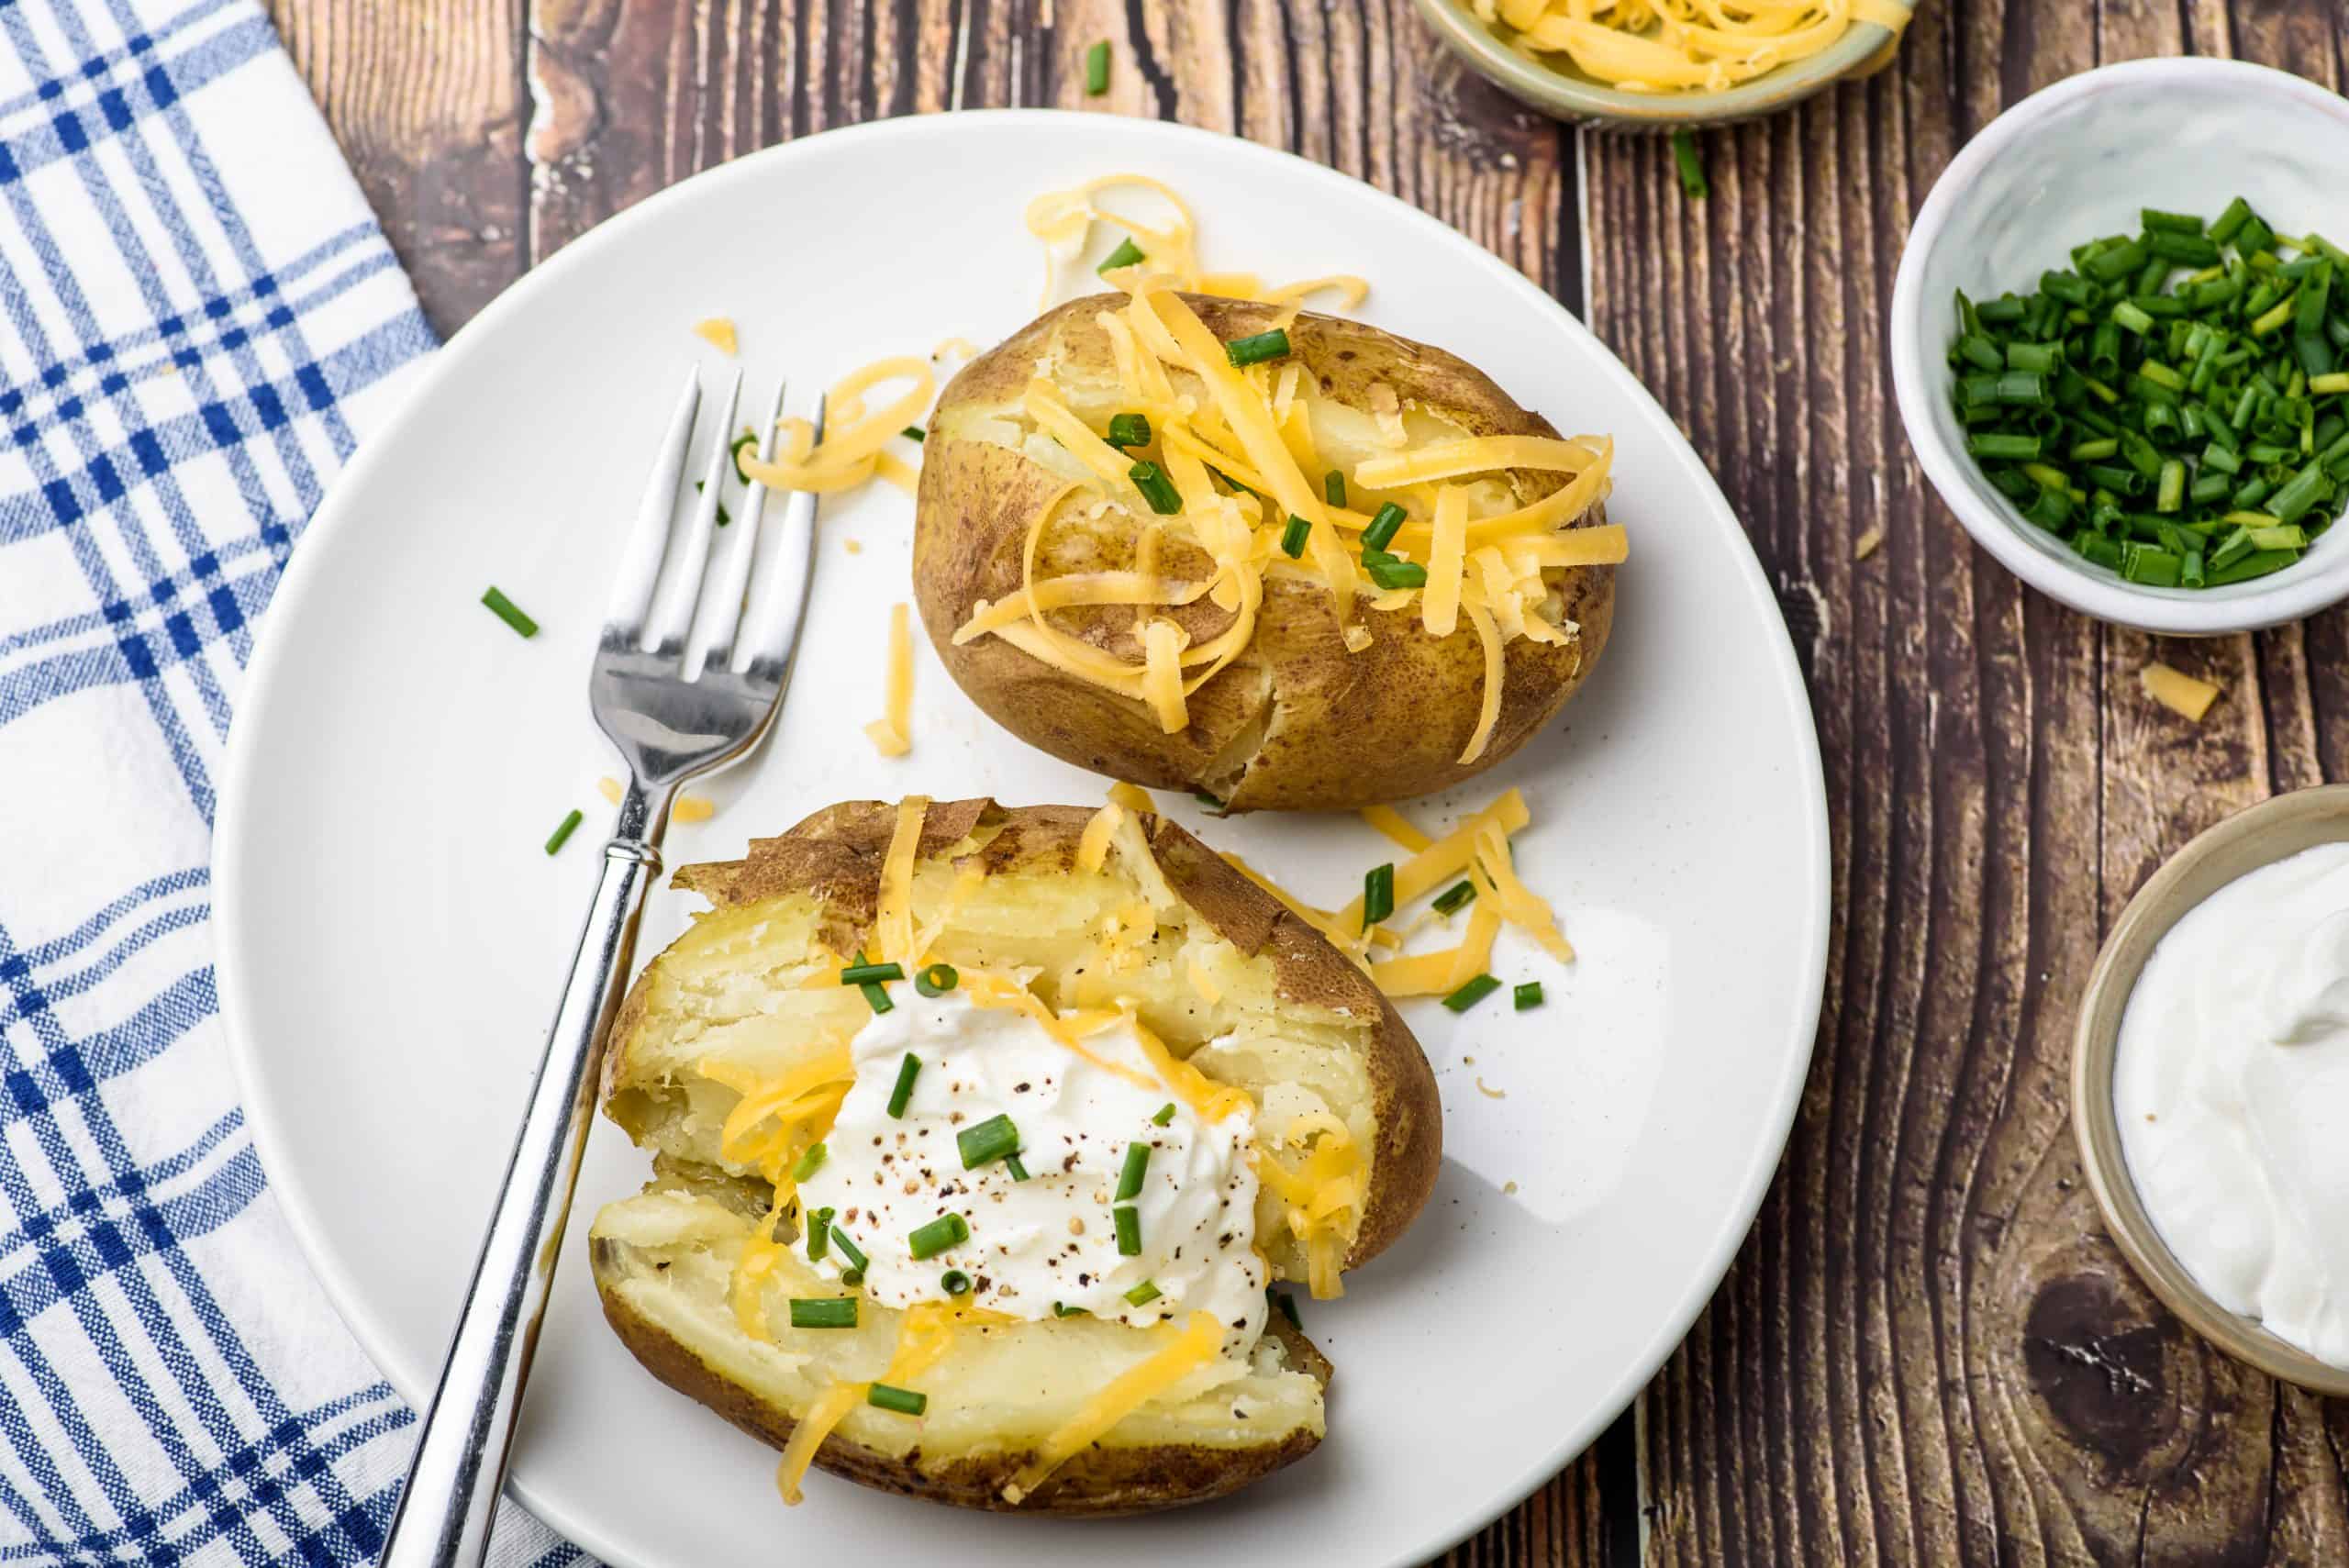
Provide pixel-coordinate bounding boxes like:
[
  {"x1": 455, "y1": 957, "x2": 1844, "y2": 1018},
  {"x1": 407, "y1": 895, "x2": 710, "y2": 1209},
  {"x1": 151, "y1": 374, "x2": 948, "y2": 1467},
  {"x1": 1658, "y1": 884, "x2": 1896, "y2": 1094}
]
[{"x1": 2075, "y1": 784, "x2": 2349, "y2": 1395}]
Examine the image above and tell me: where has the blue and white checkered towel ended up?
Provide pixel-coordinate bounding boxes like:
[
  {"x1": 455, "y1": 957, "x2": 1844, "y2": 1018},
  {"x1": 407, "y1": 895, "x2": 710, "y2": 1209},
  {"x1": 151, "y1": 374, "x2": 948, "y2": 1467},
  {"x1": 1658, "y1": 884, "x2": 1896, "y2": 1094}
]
[{"x1": 0, "y1": 2, "x2": 586, "y2": 1562}]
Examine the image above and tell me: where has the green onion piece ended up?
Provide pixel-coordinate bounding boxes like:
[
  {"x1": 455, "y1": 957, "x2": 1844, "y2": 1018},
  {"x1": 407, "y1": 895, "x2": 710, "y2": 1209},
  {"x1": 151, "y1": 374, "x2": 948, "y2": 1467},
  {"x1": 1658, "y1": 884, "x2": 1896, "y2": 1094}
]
[
  {"x1": 868, "y1": 1383, "x2": 928, "y2": 1416},
  {"x1": 1123, "y1": 1279, "x2": 1162, "y2": 1307},
  {"x1": 480, "y1": 585, "x2": 538, "y2": 639},
  {"x1": 852, "y1": 949, "x2": 894, "y2": 1015},
  {"x1": 1967, "y1": 432, "x2": 2042, "y2": 461},
  {"x1": 840, "y1": 960, "x2": 906, "y2": 985},
  {"x1": 1363, "y1": 862, "x2": 1396, "y2": 929},
  {"x1": 2140, "y1": 207, "x2": 2205, "y2": 235},
  {"x1": 2311, "y1": 373, "x2": 2349, "y2": 395},
  {"x1": 1107, "y1": 412, "x2": 1152, "y2": 448},
  {"x1": 2210, "y1": 196, "x2": 2255, "y2": 245},
  {"x1": 1117, "y1": 1140, "x2": 1152, "y2": 1202},
  {"x1": 1363, "y1": 502, "x2": 1407, "y2": 550},
  {"x1": 941, "y1": 1269, "x2": 972, "y2": 1296},
  {"x1": 907, "y1": 1212, "x2": 969, "y2": 1261},
  {"x1": 1514, "y1": 981, "x2": 1544, "y2": 1010},
  {"x1": 1194, "y1": 790, "x2": 1224, "y2": 812},
  {"x1": 1129, "y1": 460, "x2": 1183, "y2": 515},
  {"x1": 1280, "y1": 514, "x2": 1310, "y2": 558},
  {"x1": 1098, "y1": 237, "x2": 1145, "y2": 274},
  {"x1": 914, "y1": 962, "x2": 959, "y2": 997},
  {"x1": 1225, "y1": 328, "x2": 1292, "y2": 368},
  {"x1": 1152, "y1": 1102, "x2": 1176, "y2": 1127},
  {"x1": 1366, "y1": 557, "x2": 1430, "y2": 590},
  {"x1": 2156, "y1": 460, "x2": 2186, "y2": 513},
  {"x1": 730, "y1": 432, "x2": 760, "y2": 482},
  {"x1": 1084, "y1": 39, "x2": 1110, "y2": 95},
  {"x1": 789, "y1": 1297, "x2": 858, "y2": 1329},
  {"x1": 900, "y1": 425, "x2": 925, "y2": 443},
  {"x1": 1005, "y1": 1153, "x2": 1030, "y2": 1182},
  {"x1": 1671, "y1": 128, "x2": 1708, "y2": 199},
  {"x1": 1442, "y1": 973, "x2": 1503, "y2": 1013},
  {"x1": 1270, "y1": 1286, "x2": 1302, "y2": 1329},
  {"x1": 1432, "y1": 879, "x2": 1477, "y2": 916},
  {"x1": 1324, "y1": 470, "x2": 1346, "y2": 507},
  {"x1": 1052, "y1": 1301, "x2": 1089, "y2": 1318},
  {"x1": 958, "y1": 1113, "x2": 1022, "y2": 1170},
  {"x1": 807, "y1": 1207, "x2": 833, "y2": 1262},
  {"x1": 543, "y1": 809, "x2": 583, "y2": 856},
  {"x1": 829, "y1": 1226, "x2": 868, "y2": 1273},
  {"x1": 2110, "y1": 300, "x2": 2156, "y2": 337},
  {"x1": 792, "y1": 1142, "x2": 828, "y2": 1182},
  {"x1": 1113, "y1": 1204, "x2": 1142, "y2": 1256},
  {"x1": 886, "y1": 1052, "x2": 921, "y2": 1118}
]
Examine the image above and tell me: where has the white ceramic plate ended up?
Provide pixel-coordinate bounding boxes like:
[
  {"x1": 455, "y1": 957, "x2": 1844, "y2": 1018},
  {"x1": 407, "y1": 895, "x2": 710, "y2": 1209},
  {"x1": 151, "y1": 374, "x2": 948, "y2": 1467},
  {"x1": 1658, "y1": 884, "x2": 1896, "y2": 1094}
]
[{"x1": 215, "y1": 111, "x2": 1827, "y2": 1568}]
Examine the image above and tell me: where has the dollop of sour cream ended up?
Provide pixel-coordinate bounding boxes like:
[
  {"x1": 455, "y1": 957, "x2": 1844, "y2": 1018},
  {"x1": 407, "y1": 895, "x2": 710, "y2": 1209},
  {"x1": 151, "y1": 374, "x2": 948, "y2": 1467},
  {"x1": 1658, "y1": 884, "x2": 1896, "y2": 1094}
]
[
  {"x1": 796, "y1": 989, "x2": 1266, "y2": 1344},
  {"x1": 2116, "y1": 840, "x2": 2349, "y2": 1368}
]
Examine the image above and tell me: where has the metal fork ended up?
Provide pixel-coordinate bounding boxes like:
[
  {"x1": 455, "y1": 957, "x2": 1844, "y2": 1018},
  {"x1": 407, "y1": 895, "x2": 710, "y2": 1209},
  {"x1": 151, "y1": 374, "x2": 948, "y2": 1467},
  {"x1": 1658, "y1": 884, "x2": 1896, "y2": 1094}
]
[{"x1": 378, "y1": 370, "x2": 824, "y2": 1568}]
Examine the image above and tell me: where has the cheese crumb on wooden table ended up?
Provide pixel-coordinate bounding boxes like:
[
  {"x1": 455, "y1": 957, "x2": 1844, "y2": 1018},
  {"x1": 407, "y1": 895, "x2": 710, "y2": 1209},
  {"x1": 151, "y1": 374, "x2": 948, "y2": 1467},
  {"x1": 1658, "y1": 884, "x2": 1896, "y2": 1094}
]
[{"x1": 2142, "y1": 662, "x2": 2221, "y2": 721}]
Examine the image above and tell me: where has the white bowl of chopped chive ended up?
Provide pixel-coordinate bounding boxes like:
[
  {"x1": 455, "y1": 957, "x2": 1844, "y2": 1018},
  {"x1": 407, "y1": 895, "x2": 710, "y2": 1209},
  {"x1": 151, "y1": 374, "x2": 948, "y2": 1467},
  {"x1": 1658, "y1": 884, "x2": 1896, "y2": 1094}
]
[{"x1": 1892, "y1": 58, "x2": 2349, "y2": 635}]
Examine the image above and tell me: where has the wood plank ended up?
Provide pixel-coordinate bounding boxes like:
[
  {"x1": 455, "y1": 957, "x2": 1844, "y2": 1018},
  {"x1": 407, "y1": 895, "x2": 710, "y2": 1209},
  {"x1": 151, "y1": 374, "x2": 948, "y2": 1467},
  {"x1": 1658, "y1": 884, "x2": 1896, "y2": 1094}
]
[
  {"x1": 265, "y1": 0, "x2": 527, "y2": 336},
  {"x1": 1581, "y1": 0, "x2": 2349, "y2": 1562}
]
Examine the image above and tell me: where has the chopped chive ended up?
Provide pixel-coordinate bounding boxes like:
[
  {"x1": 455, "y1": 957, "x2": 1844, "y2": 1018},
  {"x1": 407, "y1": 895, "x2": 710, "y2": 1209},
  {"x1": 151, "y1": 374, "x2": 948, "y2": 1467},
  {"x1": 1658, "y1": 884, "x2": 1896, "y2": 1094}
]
[
  {"x1": 1442, "y1": 973, "x2": 1503, "y2": 1012},
  {"x1": 480, "y1": 586, "x2": 538, "y2": 638},
  {"x1": 1113, "y1": 1204, "x2": 1142, "y2": 1256},
  {"x1": 908, "y1": 1212, "x2": 969, "y2": 1260},
  {"x1": 1225, "y1": 328, "x2": 1291, "y2": 368},
  {"x1": 1084, "y1": 39, "x2": 1110, "y2": 95},
  {"x1": 1513, "y1": 981, "x2": 1544, "y2": 1010},
  {"x1": 1365, "y1": 557, "x2": 1428, "y2": 590},
  {"x1": 840, "y1": 960, "x2": 906, "y2": 985},
  {"x1": 1280, "y1": 514, "x2": 1310, "y2": 558},
  {"x1": 789, "y1": 1297, "x2": 857, "y2": 1329},
  {"x1": 1362, "y1": 502, "x2": 1406, "y2": 551},
  {"x1": 941, "y1": 1269, "x2": 972, "y2": 1296},
  {"x1": 841, "y1": 1267, "x2": 864, "y2": 1286},
  {"x1": 1116, "y1": 1141, "x2": 1152, "y2": 1203},
  {"x1": 1052, "y1": 1301, "x2": 1090, "y2": 1318},
  {"x1": 886, "y1": 1052, "x2": 921, "y2": 1118},
  {"x1": 868, "y1": 1383, "x2": 928, "y2": 1416},
  {"x1": 791, "y1": 1142, "x2": 827, "y2": 1182},
  {"x1": 1129, "y1": 460, "x2": 1183, "y2": 515},
  {"x1": 1193, "y1": 790, "x2": 1224, "y2": 812},
  {"x1": 829, "y1": 1226, "x2": 868, "y2": 1273},
  {"x1": 1324, "y1": 470, "x2": 1346, "y2": 507},
  {"x1": 900, "y1": 425, "x2": 926, "y2": 443},
  {"x1": 1106, "y1": 412, "x2": 1152, "y2": 448},
  {"x1": 1098, "y1": 237, "x2": 1145, "y2": 274},
  {"x1": 806, "y1": 1207, "x2": 833, "y2": 1262},
  {"x1": 1431, "y1": 879, "x2": 1477, "y2": 916},
  {"x1": 1271, "y1": 1287, "x2": 1302, "y2": 1329},
  {"x1": 1671, "y1": 128, "x2": 1708, "y2": 199},
  {"x1": 1005, "y1": 1153, "x2": 1030, "y2": 1182},
  {"x1": 957, "y1": 1113, "x2": 1021, "y2": 1170},
  {"x1": 1123, "y1": 1279, "x2": 1162, "y2": 1307},
  {"x1": 731, "y1": 432, "x2": 760, "y2": 482},
  {"x1": 914, "y1": 962, "x2": 959, "y2": 997},
  {"x1": 1363, "y1": 862, "x2": 1395, "y2": 929},
  {"x1": 1152, "y1": 1103, "x2": 1176, "y2": 1127},
  {"x1": 851, "y1": 949, "x2": 895, "y2": 1014},
  {"x1": 543, "y1": 809, "x2": 584, "y2": 855}
]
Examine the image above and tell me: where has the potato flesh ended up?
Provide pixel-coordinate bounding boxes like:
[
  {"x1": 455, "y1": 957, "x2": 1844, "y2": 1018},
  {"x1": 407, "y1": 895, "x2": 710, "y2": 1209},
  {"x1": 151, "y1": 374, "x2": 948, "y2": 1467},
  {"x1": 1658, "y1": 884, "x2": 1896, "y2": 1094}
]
[
  {"x1": 606, "y1": 851, "x2": 1378, "y2": 1288},
  {"x1": 592, "y1": 1185, "x2": 1324, "y2": 1463}
]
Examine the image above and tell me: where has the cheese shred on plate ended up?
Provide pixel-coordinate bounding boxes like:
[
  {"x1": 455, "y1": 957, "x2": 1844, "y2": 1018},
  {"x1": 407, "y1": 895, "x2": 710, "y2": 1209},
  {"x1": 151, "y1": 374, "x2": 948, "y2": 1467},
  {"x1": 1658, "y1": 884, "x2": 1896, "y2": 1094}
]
[{"x1": 864, "y1": 603, "x2": 915, "y2": 757}]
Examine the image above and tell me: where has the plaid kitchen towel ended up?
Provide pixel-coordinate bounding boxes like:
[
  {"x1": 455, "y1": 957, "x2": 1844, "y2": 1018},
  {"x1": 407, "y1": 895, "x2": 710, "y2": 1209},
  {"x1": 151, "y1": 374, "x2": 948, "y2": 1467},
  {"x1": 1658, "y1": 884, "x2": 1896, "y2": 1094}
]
[{"x1": 0, "y1": 0, "x2": 587, "y2": 1562}]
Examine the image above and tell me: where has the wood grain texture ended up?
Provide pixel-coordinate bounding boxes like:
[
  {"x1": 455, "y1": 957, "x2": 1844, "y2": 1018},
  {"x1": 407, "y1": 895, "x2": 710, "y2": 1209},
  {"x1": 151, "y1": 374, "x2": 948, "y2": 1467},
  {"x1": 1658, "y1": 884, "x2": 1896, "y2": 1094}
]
[
  {"x1": 1586, "y1": 3, "x2": 2349, "y2": 1564},
  {"x1": 260, "y1": 0, "x2": 2349, "y2": 1562}
]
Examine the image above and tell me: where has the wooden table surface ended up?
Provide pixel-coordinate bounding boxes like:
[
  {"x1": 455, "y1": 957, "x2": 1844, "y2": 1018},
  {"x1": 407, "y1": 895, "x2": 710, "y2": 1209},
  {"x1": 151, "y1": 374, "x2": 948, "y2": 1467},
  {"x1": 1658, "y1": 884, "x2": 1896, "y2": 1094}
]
[{"x1": 262, "y1": 2, "x2": 2349, "y2": 1561}]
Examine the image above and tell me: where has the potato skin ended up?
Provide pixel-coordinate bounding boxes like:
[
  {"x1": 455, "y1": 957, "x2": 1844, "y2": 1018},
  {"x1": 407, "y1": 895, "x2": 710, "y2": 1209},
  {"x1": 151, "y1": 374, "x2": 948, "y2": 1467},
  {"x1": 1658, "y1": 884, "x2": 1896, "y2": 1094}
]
[
  {"x1": 610, "y1": 796, "x2": 1441, "y2": 1273},
  {"x1": 593, "y1": 1234, "x2": 1333, "y2": 1516},
  {"x1": 912, "y1": 294, "x2": 1617, "y2": 811}
]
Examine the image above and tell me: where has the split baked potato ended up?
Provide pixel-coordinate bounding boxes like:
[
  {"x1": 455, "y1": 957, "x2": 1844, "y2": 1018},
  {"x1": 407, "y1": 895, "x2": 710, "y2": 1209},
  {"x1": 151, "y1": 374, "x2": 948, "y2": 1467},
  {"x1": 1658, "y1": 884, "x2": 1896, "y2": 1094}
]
[
  {"x1": 591, "y1": 796, "x2": 1441, "y2": 1513},
  {"x1": 912, "y1": 292, "x2": 1621, "y2": 811}
]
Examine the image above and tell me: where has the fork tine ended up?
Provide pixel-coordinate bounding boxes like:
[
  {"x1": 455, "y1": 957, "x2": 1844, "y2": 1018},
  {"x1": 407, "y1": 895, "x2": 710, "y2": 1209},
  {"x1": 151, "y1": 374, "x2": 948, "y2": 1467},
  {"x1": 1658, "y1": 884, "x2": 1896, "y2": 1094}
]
[
  {"x1": 730, "y1": 394, "x2": 826, "y2": 677},
  {"x1": 687, "y1": 377, "x2": 789, "y2": 681},
  {"x1": 642, "y1": 367, "x2": 743, "y2": 657},
  {"x1": 606, "y1": 367, "x2": 702, "y2": 640}
]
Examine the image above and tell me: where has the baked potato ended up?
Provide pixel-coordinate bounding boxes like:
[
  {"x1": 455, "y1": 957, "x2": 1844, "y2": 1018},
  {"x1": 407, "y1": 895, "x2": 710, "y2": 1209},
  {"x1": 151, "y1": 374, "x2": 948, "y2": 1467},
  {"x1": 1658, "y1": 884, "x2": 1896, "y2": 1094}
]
[
  {"x1": 591, "y1": 795, "x2": 1442, "y2": 1513},
  {"x1": 911, "y1": 291, "x2": 1622, "y2": 811}
]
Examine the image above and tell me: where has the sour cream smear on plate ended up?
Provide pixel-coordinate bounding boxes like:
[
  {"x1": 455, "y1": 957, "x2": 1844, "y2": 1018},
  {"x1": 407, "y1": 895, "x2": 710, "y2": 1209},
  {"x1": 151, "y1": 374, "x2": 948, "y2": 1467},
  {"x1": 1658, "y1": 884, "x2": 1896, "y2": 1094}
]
[{"x1": 2116, "y1": 840, "x2": 2349, "y2": 1368}]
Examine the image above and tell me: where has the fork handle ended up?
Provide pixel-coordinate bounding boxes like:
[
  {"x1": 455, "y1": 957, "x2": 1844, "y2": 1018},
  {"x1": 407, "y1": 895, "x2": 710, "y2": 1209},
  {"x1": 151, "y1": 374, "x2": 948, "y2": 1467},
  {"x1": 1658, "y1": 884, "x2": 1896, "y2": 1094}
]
[{"x1": 379, "y1": 789, "x2": 669, "y2": 1568}]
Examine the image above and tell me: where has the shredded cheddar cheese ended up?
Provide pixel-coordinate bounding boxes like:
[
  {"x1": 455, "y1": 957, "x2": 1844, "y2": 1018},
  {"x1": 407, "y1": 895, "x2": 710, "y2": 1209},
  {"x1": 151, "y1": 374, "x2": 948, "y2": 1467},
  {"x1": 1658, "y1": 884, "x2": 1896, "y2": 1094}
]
[
  {"x1": 1003, "y1": 1311, "x2": 1224, "y2": 1504},
  {"x1": 1359, "y1": 805, "x2": 1432, "y2": 853},
  {"x1": 865, "y1": 603, "x2": 914, "y2": 757},
  {"x1": 693, "y1": 317, "x2": 738, "y2": 355},
  {"x1": 875, "y1": 795, "x2": 928, "y2": 963},
  {"x1": 1077, "y1": 803, "x2": 1124, "y2": 872},
  {"x1": 1480, "y1": 0, "x2": 1912, "y2": 94},
  {"x1": 741, "y1": 356, "x2": 936, "y2": 495},
  {"x1": 1108, "y1": 781, "x2": 1155, "y2": 814}
]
